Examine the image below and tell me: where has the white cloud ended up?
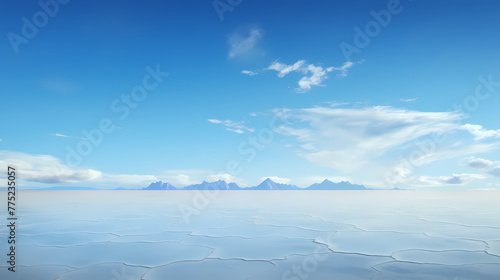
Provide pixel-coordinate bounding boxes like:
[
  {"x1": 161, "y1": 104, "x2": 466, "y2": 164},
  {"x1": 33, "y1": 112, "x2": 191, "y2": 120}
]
[
  {"x1": 439, "y1": 174, "x2": 471, "y2": 185},
  {"x1": 400, "y1": 97, "x2": 418, "y2": 102},
  {"x1": 207, "y1": 119, "x2": 223, "y2": 124},
  {"x1": 459, "y1": 157, "x2": 500, "y2": 179},
  {"x1": 55, "y1": 133, "x2": 69, "y2": 137},
  {"x1": 464, "y1": 157, "x2": 494, "y2": 169},
  {"x1": 276, "y1": 106, "x2": 500, "y2": 190},
  {"x1": 268, "y1": 60, "x2": 306, "y2": 78},
  {"x1": 438, "y1": 173, "x2": 487, "y2": 185},
  {"x1": 0, "y1": 150, "x2": 164, "y2": 189},
  {"x1": 161, "y1": 170, "x2": 244, "y2": 187},
  {"x1": 228, "y1": 28, "x2": 262, "y2": 58},
  {"x1": 0, "y1": 150, "x2": 102, "y2": 184},
  {"x1": 207, "y1": 173, "x2": 242, "y2": 184},
  {"x1": 273, "y1": 106, "x2": 462, "y2": 172},
  {"x1": 162, "y1": 170, "x2": 204, "y2": 187},
  {"x1": 241, "y1": 70, "x2": 258, "y2": 76},
  {"x1": 461, "y1": 124, "x2": 500, "y2": 141},
  {"x1": 298, "y1": 64, "x2": 331, "y2": 92},
  {"x1": 405, "y1": 142, "x2": 500, "y2": 169},
  {"x1": 266, "y1": 60, "x2": 361, "y2": 92},
  {"x1": 326, "y1": 60, "x2": 361, "y2": 77},
  {"x1": 260, "y1": 176, "x2": 291, "y2": 184},
  {"x1": 0, "y1": 151, "x2": 248, "y2": 189},
  {"x1": 207, "y1": 119, "x2": 255, "y2": 134},
  {"x1": 24, "y1": 169, "x2": 101, "y2": 184},
  {"x1": 390, "y1": 173, "x2": 487, "y2": 188},
  {"x1": 325, "y1": 102, "x2": 350, "y2": 107},
  {"x1": 171, "y1": 174, "x2": 191, "y2": 186},
  {"x1": 488, "y1": 167, "x2": 500, "y2": 177}
]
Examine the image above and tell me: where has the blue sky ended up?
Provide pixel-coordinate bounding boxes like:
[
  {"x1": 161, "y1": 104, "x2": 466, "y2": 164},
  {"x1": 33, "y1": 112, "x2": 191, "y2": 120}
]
[{"x1": 1, "y1": 0, "x2": 500, "y2": 189}]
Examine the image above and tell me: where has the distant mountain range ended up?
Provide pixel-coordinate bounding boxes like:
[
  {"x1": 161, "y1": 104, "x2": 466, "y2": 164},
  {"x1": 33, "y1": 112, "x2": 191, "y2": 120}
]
[
  {"x1": 142, "y1": 178, "x2": 370, "y2": 191},
  {"x1": 142, "y1": 181, "x2": 177, "y2": 190},
  {"x1": 182, "y1": 180, "x2": 241, "y2": 190},
  {"x1": 12, "y1": 178, "x2": 401, "y2": 191},
  {"x1": 249, "y1": 178, "x2": 300, "y2": 190},
  {"x1": 307, "y1": 179, "x2": 367, "y2": 190}
]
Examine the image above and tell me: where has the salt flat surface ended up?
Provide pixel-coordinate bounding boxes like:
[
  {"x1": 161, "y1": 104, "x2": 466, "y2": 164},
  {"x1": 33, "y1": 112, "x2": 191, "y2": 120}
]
[{"x1": 0, "y1": 190, "x2": 500, "y2": 279}]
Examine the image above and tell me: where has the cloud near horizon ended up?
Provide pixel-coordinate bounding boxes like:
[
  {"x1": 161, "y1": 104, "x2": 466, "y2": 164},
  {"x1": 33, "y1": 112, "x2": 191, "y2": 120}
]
[
  {"x1": 162, "y1": 169, "x2": 245, "y2": 187},
  {"x1": 463, "y1": 156, "x2": 500, "y2": 178},
  {"x1": 0, "y1": 150, "x2": 102, "y2": 184},
  {"x1": 389, "y1": 173, "x2": 488, "y2": 188},
  {"x1": 0, "y1": 150, "x2": 162, "y2": 188},
  {"x1": 0, "y1": 151, "x2": 247, "y2": 189},
  {"x1": 272, "y1": 105, "x2": 500, "y2": 188}
]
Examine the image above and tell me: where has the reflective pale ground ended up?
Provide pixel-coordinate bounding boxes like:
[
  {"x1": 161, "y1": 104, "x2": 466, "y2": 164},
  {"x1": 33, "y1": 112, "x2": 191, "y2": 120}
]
[{"x1": 1, "y1": 191, "x2": 500, "y2": 280}]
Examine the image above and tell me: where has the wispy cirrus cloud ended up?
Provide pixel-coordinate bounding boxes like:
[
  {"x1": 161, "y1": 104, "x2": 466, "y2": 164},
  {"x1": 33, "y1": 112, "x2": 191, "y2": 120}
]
[
  {"x1": 55, "y1": 133, "x2": 69, "y2": 137},
  {"x1": 273, "y1": 105, "x2": 462, "y2": 172},
  {"x1": 54, "y1": 132, "x2": 87, "y2": 140},
  {"x1": 208, "y1": 119, "x2": 255, "y2": 134},
  {"x1": 324, "y1": 101, "x2": 350, "y2": 107},
  {"x1": 241, "y1": 70, "x2": 258, "y2": 76},
  {"x1": 327, "y1": 61, "x2": 360, "y2": 77},
  {"x1": 273, "y1": 104, "x2": 500, "y2": 189},
  {"x1": 400, "y1": 97, "x2": 418, "y2": 102},
  {"x1": 228, "y1": 28, "x2": 262, "y2": 58}
]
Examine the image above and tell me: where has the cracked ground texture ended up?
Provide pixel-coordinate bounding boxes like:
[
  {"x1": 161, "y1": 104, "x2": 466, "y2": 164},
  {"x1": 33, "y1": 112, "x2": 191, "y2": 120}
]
[{"x1": 0, "y1": 190, "x2": 499, "y2": 279}]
